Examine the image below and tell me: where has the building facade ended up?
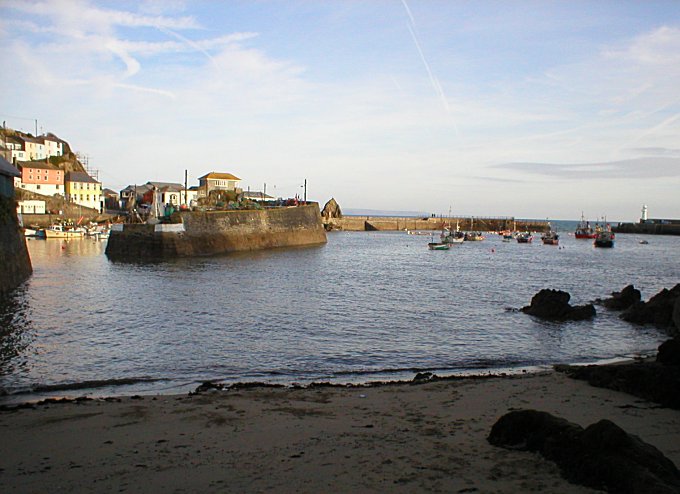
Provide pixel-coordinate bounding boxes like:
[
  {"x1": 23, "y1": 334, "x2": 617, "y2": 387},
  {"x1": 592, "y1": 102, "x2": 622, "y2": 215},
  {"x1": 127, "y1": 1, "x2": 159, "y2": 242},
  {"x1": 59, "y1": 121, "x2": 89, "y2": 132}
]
[
  {"x1": 198, "y1": 172, "x2": 241, "y2": 197},
  {"x1": 65, "y1": 171, "x2": 102, "y2": 212},
  {"x1": 17, "y1": 160, "x2": 64, "y2": 196}
]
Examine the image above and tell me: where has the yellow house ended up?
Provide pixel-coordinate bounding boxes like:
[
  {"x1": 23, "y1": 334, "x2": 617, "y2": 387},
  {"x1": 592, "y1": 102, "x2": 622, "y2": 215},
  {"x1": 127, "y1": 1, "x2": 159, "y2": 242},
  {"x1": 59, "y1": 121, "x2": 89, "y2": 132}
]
[
  {"x1": 198, "y1": 172, "x2": 241, "y2": 198},
  {"x1": 65, "y1": 171, "x2": 103, "y2": 212}
]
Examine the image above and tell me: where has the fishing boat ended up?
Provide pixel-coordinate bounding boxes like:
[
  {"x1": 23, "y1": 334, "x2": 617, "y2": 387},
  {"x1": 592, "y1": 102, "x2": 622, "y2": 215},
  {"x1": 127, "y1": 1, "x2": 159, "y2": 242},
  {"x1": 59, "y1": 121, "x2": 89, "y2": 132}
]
[
  {"x1": 428, "y1": 242, "x2": 450, "y2": 250},
  {"x1": 541, "y1": 223, "x2": 559, "y2": 245},
  {"x1": 575, "y1": 213, "x2": 596, "y2": 239},
  {"x1": 541, "y1": 231, "x2": 559, "y2": 245},
  {"x1": 516, "y1": 232, "x2": 533, "y2": 243},
  {"x1": 594, "y1": 225, "x2": 615, "y2": 248},
  {"x1": 501, "y1": 231, "x2": 515, "y2": 242},
  {"x1": 44, "y1": 224, "x2": 85, "y2": 239},
  {"x1": 440, "y1": 222, "x2": 465, "y2": 245},
  {"x1": 464, "y1": 231, "x2": 485, "y2": 241}
]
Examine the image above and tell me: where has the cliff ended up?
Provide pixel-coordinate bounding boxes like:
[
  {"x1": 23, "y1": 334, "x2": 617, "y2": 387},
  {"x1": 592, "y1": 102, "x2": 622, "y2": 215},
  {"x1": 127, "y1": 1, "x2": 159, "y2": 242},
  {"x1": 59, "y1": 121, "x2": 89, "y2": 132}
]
[{"x1": 105, "y1": 203, "x2": 327, "y2": 260}]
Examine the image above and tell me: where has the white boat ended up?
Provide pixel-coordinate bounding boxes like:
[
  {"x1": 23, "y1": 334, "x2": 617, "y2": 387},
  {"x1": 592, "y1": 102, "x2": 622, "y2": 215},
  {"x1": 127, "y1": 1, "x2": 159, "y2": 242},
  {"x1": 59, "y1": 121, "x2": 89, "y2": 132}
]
[
  {"x1": 440, "y1": 227, "x2": 464, "y2": 245},
  {"x1": 44, "y1": 224, "x2": 85, "y2": 238},
  {"x1": 23, "y1": 227, "x2": 45, "y2": 237}
]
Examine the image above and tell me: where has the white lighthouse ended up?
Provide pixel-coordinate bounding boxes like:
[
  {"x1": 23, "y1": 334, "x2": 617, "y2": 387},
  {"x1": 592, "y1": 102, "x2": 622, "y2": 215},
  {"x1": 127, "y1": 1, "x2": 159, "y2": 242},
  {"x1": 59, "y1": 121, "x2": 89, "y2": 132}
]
[{"x1": 641, "y1": 204, "x2": 648, "y2": 223}]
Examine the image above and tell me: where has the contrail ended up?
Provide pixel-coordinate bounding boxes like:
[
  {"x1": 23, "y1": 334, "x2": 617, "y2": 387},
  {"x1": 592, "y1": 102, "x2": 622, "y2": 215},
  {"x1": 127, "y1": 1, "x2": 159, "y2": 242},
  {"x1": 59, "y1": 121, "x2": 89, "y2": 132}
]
[
  {"x1": 401, "y1": 0, "x2": 457, "y2": 135},
  {"x1": 156, "y1": 25, "x2": 217, "y2": 66}
]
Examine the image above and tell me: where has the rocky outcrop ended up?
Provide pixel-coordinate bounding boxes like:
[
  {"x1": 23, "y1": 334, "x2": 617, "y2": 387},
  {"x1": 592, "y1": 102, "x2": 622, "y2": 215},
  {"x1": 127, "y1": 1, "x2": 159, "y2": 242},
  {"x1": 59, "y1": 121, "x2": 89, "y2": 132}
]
[
  {"x1": 521, "y1": 289, "x2": 596, "y2": 321},
  {"x1": 596, "y1": 284, "x2": 641, "y2": 310},
  {"x1": 657, "y1": 338, "x2": 680, "y2": 366},
  {"x1": 320, "y1": 198, "x2": 342, "y2": 219},
  {"x1": 557, "y1": 337, "x2": 680, "y2": 409},
  {"x1": 488, "y1": 410, "x2": 680, "y2": 494},
  {"x1": 621, "y1": 284, "x2": 680, "y2": 337}
]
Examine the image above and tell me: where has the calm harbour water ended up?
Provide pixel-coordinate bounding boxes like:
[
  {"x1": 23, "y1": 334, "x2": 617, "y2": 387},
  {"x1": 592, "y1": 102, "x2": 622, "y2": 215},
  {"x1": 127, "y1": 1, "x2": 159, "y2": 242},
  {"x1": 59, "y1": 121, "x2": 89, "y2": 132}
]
[{"x1": 1, "y1": 222, "x2": 679, "y2": 402}]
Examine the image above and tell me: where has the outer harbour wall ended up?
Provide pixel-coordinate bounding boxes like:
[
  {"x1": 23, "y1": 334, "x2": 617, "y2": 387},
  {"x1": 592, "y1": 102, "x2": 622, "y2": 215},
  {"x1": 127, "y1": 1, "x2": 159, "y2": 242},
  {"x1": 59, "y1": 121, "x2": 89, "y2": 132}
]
[
  {"x1": 324, "y1": 216, "x2": 547, "y2": 232},
  {"x1": 613, "y1": 222, "x2": 680, "y2": 236},
  {"x1": 105, "y1": 204, "x2": 327, "y2": 260}
]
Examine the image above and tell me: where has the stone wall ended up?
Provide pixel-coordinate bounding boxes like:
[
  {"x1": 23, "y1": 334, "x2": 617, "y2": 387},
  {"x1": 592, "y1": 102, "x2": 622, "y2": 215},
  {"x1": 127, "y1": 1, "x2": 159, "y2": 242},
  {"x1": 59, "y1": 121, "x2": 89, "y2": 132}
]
[
  {"x1": 0, "y1": 196, "x2": 32, "y2": 293},
  {"x1": 325, "y1": 216, "x2": 546, "y2": 232},
  {"x1": 613, "y1": 222, "x2": 680, "y2": 236},
  {"x1": 106, "y1": 204, "x2": 327, "y2": 260}
]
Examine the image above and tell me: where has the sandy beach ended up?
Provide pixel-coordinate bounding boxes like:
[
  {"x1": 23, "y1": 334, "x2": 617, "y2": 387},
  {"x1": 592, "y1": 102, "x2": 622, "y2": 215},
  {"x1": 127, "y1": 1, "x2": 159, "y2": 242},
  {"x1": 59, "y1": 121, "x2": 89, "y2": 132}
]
[{"x1": 1, "y1": 370, "x2": 678, "y2": 493}]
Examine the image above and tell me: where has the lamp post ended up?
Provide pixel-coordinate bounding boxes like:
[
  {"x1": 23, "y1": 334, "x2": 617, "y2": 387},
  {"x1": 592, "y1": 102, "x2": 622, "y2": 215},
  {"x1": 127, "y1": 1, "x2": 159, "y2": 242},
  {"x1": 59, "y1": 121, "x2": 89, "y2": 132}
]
[{"x1": 301, "y1": 179, "x2": 307, "y2": 204}]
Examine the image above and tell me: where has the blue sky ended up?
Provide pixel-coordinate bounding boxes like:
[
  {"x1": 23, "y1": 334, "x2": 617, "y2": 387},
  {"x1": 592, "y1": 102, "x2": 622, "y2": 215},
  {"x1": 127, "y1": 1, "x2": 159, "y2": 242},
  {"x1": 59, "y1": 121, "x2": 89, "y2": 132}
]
[{"x1": 1, "y1": 1, "x2": 679, "y2": 220}]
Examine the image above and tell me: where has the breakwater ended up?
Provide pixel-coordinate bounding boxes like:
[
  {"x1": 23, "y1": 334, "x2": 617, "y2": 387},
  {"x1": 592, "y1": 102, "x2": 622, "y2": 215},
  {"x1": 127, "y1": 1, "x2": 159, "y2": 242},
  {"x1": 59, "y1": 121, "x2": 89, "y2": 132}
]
[
  {"x1": 324, "y1": 216, "x2": 547, "y2": 232},
  {"x1": 613, "y1": 222, "x2": 680, "y2": 236},
  {"x1": 105, "y1": 203, "x2": 327, "y2": 260}
]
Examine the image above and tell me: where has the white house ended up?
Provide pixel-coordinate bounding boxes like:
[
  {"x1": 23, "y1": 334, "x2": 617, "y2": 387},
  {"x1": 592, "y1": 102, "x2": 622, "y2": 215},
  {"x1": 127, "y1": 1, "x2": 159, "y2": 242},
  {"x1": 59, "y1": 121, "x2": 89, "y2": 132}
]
[{"x1": 17, "y1": 200, "x2": 46, "y2": 214}]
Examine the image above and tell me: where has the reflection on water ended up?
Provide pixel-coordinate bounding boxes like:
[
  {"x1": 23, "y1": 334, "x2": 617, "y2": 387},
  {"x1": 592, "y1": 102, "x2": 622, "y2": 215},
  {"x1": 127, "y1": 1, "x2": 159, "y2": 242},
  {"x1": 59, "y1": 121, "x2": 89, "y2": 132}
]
[{"x1": 1, "y1": 230, "x2": 679, "y2": 400}]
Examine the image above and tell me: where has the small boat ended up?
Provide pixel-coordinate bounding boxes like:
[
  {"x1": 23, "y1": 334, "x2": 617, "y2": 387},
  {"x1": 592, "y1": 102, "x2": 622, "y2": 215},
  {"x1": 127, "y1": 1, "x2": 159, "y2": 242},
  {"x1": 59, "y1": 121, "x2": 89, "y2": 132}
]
[
  {"x1": 639, "y1": 240, "x2": 649, "y2": 245},
  {"x1": 575, "y1": 213, "x2": 597, "y2": 239},
  {"x1": 23, "y1": 227, "x2": 45, "y2": 237},
  {"x1": 541, "y1": 224, "x2": 559, "y2": 245},
  {"x1": 594, "y1": 229, "x2": 615, "y2": 248},
  {"x1": 516, "y1": 232, "x2": 533, "y2": 243},
  {"x1": 44, "y1": 224, "x2": 85, "y2": 239},
  {"x1": 440, "y1": 229, "x2": 464, "y2": 245},
  {"x1": 428, "y1": 242, "x2": 450, "y2": 250},
  {"x1": 464, "y1": 231, "x2": 485, "y2": 241}
]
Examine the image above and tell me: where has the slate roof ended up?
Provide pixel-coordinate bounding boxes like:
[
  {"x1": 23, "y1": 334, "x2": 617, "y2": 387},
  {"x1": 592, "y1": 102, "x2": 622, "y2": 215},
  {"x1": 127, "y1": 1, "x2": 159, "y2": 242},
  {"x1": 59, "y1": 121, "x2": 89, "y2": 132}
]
[
  {"x1": 199, "y1": 172, "x2": 241, "y2": 181},
  {"x1": 17, "y1": 160, "x2": 59, "y2": 170},
  {"x1": 66, "y1": 171, "x2": 99, "y2": 184},
  {"x1": 0, "y1": 156, "x2": 20, "y2": 177}
]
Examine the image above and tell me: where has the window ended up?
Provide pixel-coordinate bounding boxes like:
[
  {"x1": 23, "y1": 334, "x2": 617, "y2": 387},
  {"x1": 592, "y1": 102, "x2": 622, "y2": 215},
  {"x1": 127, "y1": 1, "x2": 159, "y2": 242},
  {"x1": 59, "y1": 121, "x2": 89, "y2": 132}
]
[{"x1": 36, "y1": 185, "x2": 41, "y2": 190}]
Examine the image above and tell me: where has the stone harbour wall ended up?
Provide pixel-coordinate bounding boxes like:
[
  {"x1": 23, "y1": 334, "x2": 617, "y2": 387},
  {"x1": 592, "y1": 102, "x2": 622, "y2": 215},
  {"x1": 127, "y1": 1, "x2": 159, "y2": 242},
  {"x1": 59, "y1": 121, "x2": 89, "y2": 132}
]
[
  {"x1": 105, "y1": 204, "x2": 327, "y2": 260},
  {"x1": 0, "y1": 199, "x2": 32, "y2": 293},
  {"x1": 324, "y1": 216, "x2": 547, "y2": 232}
]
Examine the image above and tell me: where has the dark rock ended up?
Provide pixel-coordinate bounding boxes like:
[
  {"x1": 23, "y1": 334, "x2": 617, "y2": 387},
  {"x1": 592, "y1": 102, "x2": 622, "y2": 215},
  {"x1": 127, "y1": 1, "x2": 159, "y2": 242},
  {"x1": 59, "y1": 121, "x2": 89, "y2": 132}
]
[
  {"x1": 556, "y1": 360, "x2": 680, "y2": 409},
  {"x1": 488, "y1": 410, "x2": 680, "y2": 494},
  {"x1": 657, "y1": 338, "x2": 680, "y2": 366},
  {"x1": 487, "y1": 409, "x2": 582, "y2": 454},
  {"x1": 412, "y1": 372, "x2": 435, "y2": 382},
  {"x1": 621, "y1": 284, "x2": 680, "y2": 336},
  {"x1": 320, "y1": 198, "x2": 342, "y2": 219},
  {"x1": 673, "y1": 297, "x2": 680, "y2": 332},
  {"x1": 521, "y1": 289, "x2": 596, "y2": 321},
  {"x1": 599, "y1": 284, "x2": 642, "y2": 310}
]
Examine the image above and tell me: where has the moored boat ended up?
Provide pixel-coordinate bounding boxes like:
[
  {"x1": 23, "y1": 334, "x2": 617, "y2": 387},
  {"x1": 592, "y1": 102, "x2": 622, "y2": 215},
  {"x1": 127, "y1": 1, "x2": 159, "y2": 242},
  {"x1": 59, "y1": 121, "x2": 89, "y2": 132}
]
[
  {"x1": 594, "y1": 228, "x2": 615, "y2": 248},
  {"x1": 44, "y1": 224, "x2": 85, "y2": 239},
  {"x1": 575, "y1": 213, "x2": 596, "y2": 239},
  {"x1": 428, "y1": 242, "x2": 450, "y2": 250},
  {"x1": 516, "y1": 232, "x2": 533, "y2": 243},
  {"x1": 541, "y1": 223, "x2": 559, "y2": 245},
  {"x1": 440, "y1": 228, "x2": 464, "y2": 245},
  {"x1": 464, "y1": 231, "x2": 485, "y2": 241}
]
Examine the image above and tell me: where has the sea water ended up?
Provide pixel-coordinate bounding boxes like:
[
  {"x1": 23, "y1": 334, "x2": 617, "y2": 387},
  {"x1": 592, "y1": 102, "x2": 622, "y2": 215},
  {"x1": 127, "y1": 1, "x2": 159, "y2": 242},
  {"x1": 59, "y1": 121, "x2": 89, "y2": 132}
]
[{"x1": 1, "y1": 224, "x2": 678, "y2": 401}]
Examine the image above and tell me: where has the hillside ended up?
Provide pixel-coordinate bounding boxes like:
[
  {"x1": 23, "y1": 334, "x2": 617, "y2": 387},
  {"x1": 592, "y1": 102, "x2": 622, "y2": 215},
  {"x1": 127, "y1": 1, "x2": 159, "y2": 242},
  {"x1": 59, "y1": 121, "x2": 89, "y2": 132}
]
[{"x1": 0, "y1": 127, "x2": 85, "y2": 174}]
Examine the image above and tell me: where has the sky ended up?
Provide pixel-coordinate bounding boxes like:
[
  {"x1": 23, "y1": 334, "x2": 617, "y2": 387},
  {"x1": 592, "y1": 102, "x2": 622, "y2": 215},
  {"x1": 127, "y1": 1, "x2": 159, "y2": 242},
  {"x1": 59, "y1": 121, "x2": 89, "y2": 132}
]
[{"x1": 1, "y1": 1, "x2": 679, "y2": 221}]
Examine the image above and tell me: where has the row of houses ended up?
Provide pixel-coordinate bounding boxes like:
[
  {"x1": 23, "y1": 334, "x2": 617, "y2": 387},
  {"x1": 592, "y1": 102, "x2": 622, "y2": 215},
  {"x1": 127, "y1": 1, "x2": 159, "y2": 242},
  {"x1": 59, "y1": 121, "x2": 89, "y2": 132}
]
[
  {"x1": 11, "y1": 159, "x2": 103, "y2": 212},
  {"x1": 115, "y1": 172, "x2": 273, "y2": 210},
  {"x1": 1, "y1": 132, "x2": 66, "y2": 163}
]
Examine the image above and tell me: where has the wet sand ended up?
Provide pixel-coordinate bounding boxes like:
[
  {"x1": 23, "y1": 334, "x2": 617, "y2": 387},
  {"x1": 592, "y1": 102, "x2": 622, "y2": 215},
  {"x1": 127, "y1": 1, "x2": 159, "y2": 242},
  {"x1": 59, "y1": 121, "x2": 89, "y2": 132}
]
[{"x1": 1, "y1": 371, "x2": 679, "y2": 493}]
